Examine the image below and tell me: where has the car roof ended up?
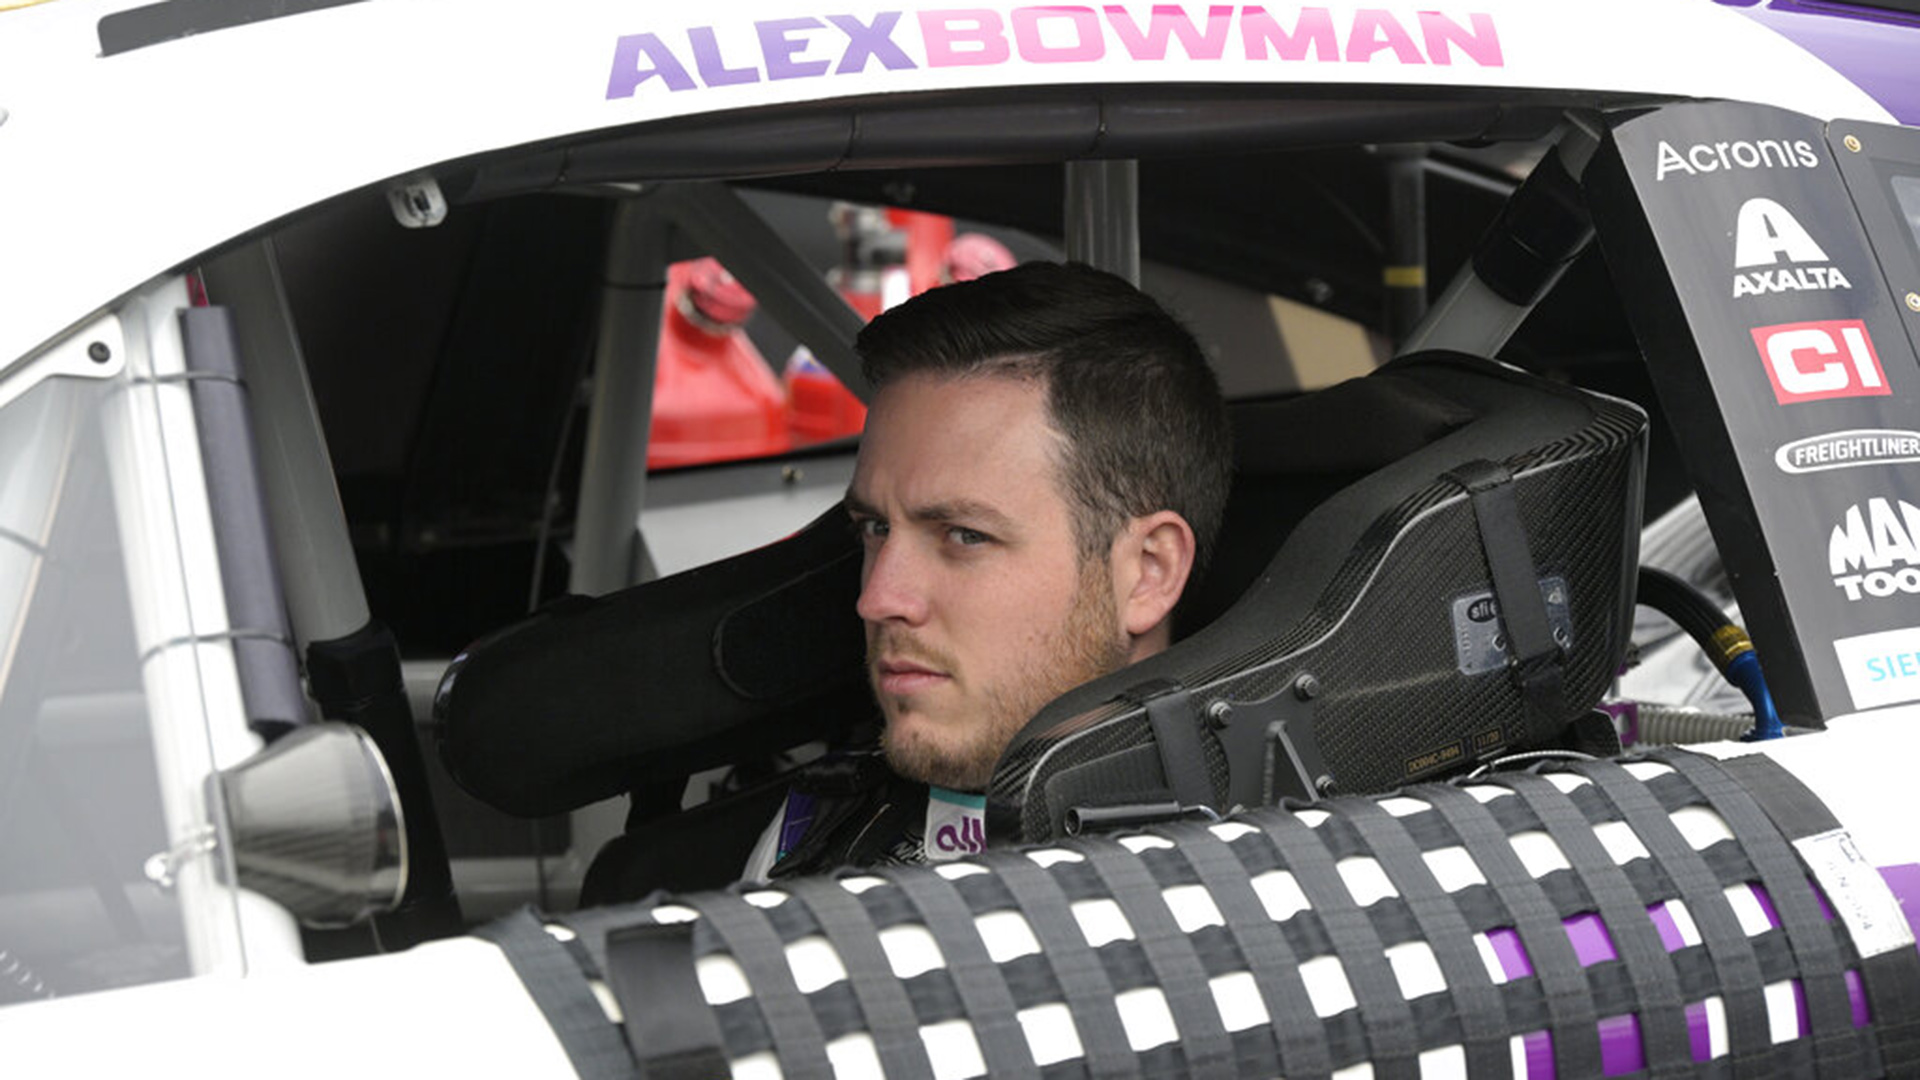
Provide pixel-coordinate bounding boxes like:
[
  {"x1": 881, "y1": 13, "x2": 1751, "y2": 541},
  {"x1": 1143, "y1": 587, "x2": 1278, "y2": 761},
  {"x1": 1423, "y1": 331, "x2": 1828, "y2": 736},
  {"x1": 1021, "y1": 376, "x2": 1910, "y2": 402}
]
[{"x1": 0, "y1": 0, "x2": 1904, "y2": 372}]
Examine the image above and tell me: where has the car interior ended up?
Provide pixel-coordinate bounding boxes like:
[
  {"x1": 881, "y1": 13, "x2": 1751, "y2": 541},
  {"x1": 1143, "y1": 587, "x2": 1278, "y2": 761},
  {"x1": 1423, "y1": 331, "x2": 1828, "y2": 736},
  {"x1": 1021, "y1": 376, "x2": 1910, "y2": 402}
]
[{"x1": 188, "y1": 87, "x2": 1695, "y2": 948}]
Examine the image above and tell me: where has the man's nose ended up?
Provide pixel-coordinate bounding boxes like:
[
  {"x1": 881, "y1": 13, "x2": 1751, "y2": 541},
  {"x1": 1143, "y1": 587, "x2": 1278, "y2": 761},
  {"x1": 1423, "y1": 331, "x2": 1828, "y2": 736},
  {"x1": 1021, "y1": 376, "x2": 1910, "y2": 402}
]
[{"x1": 856, "y1": 536, "x2": 930, "y2": 626}]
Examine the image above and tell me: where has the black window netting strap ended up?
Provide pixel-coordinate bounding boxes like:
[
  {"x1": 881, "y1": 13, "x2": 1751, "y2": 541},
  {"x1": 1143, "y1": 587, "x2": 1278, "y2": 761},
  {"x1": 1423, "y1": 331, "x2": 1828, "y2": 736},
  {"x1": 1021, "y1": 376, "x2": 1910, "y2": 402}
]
[
  {"x1": 1154, "y1": 821, "x2": 1336, "y2": 1078},
  {"x1": 484, "y1": 747, "x2": 1920, "y2": 1080},
  {"x1": 1484, "y1": 772, "x2": 1696, "y2": 1077},
  {"x1": 1717, "y1": 752, "x2": 1920, "y2": 1079},
  {"x1": 1247, "y1": 810, "x2": 1423, "y2": 1078},
  {"x1": 1079, "y1": 841, "x2": 1237, "y2": 1080},
  {"x1": 604, "y1": 922, "x2": 730, "y2": 1080},
  {"x1": 879, "y1": 866, "x2": 1041, "y2": 1079},
  {"x1": 1323, "y1": 798, "x2": 1510, "y2": 1076},
  {"x1": 1565, "y1": 756, "x2": 1777, "y2": 1065},
  {"x1": 778, "y1": 876, "x2": 936, "y2": 1080},
  {"x1": 1415, "y1": 781, "x2": 1606, "y2": 1077},
  {"x1": 987, "y1": 855, "x2": 1142, "y2": 1080},
  {"x1": 1644, "y1": 749, "x2": 1863, "y2": 1077},
  {"x1": 681, "y1": 891, "x2": 834, "y2": 1074},
  {"x1": 471, "y1": 907, "x2": 635, "y2": 1080}
]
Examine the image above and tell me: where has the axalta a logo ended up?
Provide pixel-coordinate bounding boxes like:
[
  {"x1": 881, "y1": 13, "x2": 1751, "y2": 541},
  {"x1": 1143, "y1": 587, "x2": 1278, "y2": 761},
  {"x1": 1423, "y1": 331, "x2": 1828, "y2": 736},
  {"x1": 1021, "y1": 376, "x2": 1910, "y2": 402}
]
[
  {"x1": 1751, "y1": 319, "x2": 1887, "y2": 405},
  {"x1": 1732, "y1": 197, "x2": 1850, "y2": 299},
  {"x1": 1830, "y1": 497, "x2": 1920, "y2": 601}
]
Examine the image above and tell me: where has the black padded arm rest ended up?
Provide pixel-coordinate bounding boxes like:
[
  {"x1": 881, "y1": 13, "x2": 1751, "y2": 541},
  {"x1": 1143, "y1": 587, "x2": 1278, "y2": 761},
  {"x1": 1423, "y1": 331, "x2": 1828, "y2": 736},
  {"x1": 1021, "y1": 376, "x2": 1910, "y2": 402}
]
[{"x1": 435, "y1": 506, "x2": 869, "y2": 817}]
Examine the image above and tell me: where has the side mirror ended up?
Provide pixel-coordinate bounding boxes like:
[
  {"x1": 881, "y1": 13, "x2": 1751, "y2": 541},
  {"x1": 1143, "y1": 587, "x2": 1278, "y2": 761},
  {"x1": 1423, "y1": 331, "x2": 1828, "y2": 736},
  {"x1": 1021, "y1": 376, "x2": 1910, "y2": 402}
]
[{"x1": 215, "y1": 722, "x2": 408, "y2": 927}]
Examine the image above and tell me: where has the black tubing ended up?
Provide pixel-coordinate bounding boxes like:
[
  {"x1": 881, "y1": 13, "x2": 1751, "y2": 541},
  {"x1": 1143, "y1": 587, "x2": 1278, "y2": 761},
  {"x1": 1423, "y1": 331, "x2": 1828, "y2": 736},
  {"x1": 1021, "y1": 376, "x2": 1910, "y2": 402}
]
[{"x1": 1637, "y1": 566, "x2": 1733, "y2": 669}]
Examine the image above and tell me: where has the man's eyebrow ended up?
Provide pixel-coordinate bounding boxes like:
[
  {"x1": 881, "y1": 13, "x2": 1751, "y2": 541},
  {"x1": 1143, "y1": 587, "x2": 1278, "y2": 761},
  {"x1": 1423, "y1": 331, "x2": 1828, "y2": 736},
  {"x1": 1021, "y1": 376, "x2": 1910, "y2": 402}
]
[
  {"x1": 841, "y1": 492, "x2": 1016, "y2": 533},
  {"x1": 906, "y1": 499, "x2": 1015, "y2": 533}
]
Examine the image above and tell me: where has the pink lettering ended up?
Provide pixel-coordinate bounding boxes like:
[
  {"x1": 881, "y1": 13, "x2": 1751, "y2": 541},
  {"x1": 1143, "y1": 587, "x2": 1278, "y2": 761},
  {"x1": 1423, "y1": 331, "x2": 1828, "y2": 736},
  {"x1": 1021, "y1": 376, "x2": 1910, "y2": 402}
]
[
  {"x1": 1417, "y1": 11, "x2": 1502, "y2": 67},
  {"x1": 1240, "y1": 6, "x2": 1336, "y2": 62},
  {"x1": 1346, "y1": 9, "x2": 1425, "y2": 64},
  {"x1": 1012, "y1": 6, "x2": 1106, "y2": 62},
  {"x1": 606, "y1": 33, "x2": 698, "y2": 98},
  {"x1": 1104, "y1": 4, "x2": 1232, "y2": 60},
  {"x1": 919, "y1": 9, "x2": 1011, "y2": 66}
]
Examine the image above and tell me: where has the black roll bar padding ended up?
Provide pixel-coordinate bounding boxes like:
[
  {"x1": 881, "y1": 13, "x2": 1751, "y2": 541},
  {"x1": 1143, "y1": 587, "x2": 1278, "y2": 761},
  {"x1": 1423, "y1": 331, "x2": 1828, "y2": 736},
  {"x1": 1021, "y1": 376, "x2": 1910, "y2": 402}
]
[
  {"x1": 177, "y1": 306, "x2": 306, "y2": 739},
  {"x1": 1470, "y1": 145, "x2": 1594, "y2": 307}
]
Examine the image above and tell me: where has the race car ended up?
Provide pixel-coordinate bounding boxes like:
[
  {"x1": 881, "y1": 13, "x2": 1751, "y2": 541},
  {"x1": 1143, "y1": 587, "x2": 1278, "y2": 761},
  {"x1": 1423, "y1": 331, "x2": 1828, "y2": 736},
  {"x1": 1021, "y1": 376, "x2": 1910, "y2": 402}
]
[{"x1": 3, "y1": 0, "x2": 1920, "y2": 1075}]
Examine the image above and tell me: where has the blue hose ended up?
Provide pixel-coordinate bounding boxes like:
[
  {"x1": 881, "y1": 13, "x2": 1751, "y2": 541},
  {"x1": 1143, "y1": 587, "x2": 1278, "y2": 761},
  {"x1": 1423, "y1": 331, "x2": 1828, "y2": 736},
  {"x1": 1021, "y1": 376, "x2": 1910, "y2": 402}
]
[{"x1": 1725, "y1": 650, "x2": 1785, "y2": 741}]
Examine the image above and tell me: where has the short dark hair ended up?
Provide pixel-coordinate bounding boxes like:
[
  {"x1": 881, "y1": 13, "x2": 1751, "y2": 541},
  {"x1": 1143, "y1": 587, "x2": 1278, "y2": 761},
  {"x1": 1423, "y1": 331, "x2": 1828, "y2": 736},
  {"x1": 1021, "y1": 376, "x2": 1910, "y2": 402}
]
[{"x1": 857, "y1": 261, "x2": 1232, "y2": 570}]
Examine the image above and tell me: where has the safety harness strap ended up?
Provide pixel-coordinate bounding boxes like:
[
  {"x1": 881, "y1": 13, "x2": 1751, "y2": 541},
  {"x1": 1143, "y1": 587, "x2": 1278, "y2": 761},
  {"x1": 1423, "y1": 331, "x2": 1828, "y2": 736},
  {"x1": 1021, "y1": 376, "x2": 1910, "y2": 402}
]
[
  {"x1": 1445, "y1": 459, "x2": 1566, "y2": 733},
  {"x1": 1131, "y1": 678, "x2": 1215, "y2": 811}
]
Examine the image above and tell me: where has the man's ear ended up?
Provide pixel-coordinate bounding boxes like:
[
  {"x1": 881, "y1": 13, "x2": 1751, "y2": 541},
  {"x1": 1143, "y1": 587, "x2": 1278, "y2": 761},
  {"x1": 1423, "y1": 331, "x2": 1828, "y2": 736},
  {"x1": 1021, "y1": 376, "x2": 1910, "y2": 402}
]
[{"x1": 1113, "y1": 510, "x2": 1198, "y2": 655}]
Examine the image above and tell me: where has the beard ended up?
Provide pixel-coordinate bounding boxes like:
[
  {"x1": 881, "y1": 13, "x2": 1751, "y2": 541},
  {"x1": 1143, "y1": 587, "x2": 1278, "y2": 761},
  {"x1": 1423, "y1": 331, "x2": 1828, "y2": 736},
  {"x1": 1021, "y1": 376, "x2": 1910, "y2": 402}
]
[{"x1": 873, "y1": 557, "x2": 1131, "y2": 791}]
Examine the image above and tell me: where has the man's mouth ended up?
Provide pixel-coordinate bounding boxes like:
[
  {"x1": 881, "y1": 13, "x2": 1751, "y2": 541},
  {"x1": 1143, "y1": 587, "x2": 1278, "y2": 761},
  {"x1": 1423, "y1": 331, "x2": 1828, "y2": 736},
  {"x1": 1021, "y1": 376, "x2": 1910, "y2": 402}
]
[{"x1": 873, "y1": 658, "x2": 950, "y2": 696}]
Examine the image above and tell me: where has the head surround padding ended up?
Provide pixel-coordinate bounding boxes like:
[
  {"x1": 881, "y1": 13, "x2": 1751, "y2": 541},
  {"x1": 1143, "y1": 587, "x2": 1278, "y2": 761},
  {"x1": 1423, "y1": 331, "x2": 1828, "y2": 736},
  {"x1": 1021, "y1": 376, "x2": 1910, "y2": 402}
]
[{"x1": 435, "y1": 506, "x2": 868, "y2": 817}]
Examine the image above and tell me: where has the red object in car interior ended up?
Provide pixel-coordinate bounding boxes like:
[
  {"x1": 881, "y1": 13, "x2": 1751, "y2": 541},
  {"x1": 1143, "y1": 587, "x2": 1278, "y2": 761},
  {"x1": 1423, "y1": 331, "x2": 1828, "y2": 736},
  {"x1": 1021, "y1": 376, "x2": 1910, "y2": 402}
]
[{"x1": 648, "y1": 258, "x2": 791, "y2": 469}]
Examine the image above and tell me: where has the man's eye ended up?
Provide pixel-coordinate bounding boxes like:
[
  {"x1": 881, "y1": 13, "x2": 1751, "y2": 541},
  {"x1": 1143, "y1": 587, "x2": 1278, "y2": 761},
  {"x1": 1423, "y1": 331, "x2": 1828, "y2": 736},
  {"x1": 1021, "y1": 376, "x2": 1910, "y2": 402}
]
[
  {"x1": 948, "y1": 526, "x2": 989, "y2": 547},
  {"x1": 854, "y1": 517, "x2": 888, "y2": 540}
]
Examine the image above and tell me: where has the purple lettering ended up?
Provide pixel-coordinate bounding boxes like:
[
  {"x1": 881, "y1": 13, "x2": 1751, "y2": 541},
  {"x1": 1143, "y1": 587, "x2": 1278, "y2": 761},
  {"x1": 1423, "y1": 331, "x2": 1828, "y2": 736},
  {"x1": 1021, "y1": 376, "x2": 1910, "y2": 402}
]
[
  {"x1": 1012, "y1": 6, "x2": 1105, "y2": 62},
  {"x1": 758, "y1": 18, "x2": 831, "y2": 80},
  {"x1": 689, "y1": 26, "x2": 760, "y2": 86},
  {"x1": 827, "y1": 12, "x2": 918, "y2": 73},
  {"x1": 1241, "y1": 6, "x2": 1336, "y2": 61},
  {"x1": 606, "y1": 33, "x2": 698, "y2": 98},
  {"x1": 936, "y1": 824, "x2": 960, "y2": 852},
  {"x1": 1346, "y1": 9, "x2": 1425, "y2": 64},
  {"x1": 1105, "y1": 3, "x2": 1232, "y2": 60},
  {"x1": 919, "y1": 9, "x2": 1010, "y2": 66},
  {"x1": 1417, "y1": 11, "x2": 1502, "y2": 67}
]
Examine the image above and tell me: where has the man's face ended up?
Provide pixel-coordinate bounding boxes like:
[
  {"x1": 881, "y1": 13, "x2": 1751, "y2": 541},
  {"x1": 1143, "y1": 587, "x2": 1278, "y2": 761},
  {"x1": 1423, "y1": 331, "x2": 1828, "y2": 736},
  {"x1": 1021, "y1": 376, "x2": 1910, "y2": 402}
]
[{"x1": 847, "y1": 372, "x2": 1130, "y2": 791}]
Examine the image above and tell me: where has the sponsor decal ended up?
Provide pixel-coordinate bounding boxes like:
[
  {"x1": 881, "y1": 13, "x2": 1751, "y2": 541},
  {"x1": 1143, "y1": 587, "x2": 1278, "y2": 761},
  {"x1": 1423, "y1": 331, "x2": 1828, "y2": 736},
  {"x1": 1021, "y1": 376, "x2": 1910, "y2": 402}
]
[
  {"x1": 924, "y1": 786, "x2": 986, "y2": 859},
  {"x1": 1751, "y1": 319, "x2": 1888, "y2": 405},
  {"x1": 1829, "y1": 497, "x2": 1920, "y2": 602},
  {"x1": 1654, "y1": 137, "x2": 1820, "y2": 182},
  {"x1": 606, "y1": 6, "x2": 1504, "y2": 99},
  {"x1": 1776, "y1": 429, "x2": 1920, "y2": 474},
  {"x1": 1731, "y1": 197, "x2": 1851, "y2": 299},
  {"x1": 1833, "y1": 625, "x2": 1920, "y2": 710}
]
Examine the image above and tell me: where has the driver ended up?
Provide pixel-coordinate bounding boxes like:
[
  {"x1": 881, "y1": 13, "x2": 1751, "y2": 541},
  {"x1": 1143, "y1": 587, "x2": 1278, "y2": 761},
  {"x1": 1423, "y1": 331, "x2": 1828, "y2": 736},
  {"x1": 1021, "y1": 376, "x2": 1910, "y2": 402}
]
[{"x1": 743, "y1": 261, "x2": 1232, "y2": 879}]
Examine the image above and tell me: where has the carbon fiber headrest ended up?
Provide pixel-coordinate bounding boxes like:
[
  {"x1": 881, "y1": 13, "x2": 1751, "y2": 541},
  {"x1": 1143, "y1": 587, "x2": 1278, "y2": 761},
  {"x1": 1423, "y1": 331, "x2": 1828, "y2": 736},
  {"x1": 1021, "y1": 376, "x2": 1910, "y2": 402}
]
[{"x1": 989, "y1": 351, "x2": 1647, "y2": 841}]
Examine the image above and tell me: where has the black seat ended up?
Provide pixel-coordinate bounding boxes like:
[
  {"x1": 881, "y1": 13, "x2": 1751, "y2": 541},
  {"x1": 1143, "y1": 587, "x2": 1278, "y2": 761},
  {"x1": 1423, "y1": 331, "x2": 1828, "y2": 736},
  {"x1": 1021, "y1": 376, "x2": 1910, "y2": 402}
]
[{"x1": 435, "y1": 349, "x2": 1646, "y2": 891}]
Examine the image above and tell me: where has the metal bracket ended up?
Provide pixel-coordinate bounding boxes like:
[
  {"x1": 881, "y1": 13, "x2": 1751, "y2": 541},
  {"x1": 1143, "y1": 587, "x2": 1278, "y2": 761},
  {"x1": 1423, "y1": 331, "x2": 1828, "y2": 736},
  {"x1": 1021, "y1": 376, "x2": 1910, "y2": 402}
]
[
  {"x1": 0, "y1": 313, "x2": 126, "y2": 413},
  {"x1": 1209, "y1": 677, "x2": 1331, "y2": 807}
]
